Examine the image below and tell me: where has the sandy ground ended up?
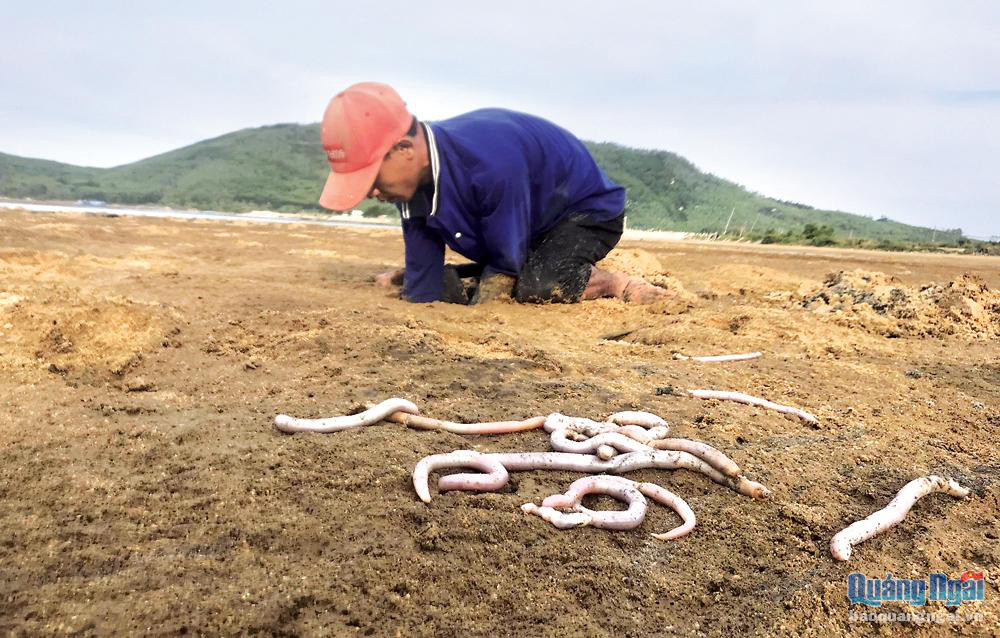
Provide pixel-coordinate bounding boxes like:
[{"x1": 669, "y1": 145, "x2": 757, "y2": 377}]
[{"x1": 1, "y1": 208, "x2": 998, "y2": 637}]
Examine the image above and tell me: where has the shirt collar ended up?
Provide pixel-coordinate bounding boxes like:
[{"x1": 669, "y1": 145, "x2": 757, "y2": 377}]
[{"x1": 400, "y1": 122, "x2": 441, "y2": 219}]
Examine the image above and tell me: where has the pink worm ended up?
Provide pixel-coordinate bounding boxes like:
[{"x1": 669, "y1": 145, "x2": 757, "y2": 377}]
[
  {"x1": 686, "y1": 389, "x2": 819, "y2": 425},
  {"x1": 274, "y1": 398, "x2": 419, "y2": 433},
  {"x1": 830, "y1": 476, "x2": 969, "y2": 561},
  {"x1": 638, "y1": 482, "x2": 697, "y2": 540},
  {"x1": 539, "y1": 475, "x2": 647, "y2": 530},
  {"x1": 519, "y1": 504, "x2": 592, "y2": 529},
  {"x1": 534, "y1": 476, "x2": 696, "y2": 539},
  {"x1": 548, "y1": 429, "x2": 650, "y2": 456},
  {"x1": 554, "y1": 421, "x2": 667, "y2": 443},
  {"x1": 412, "y1": 451, "x2": 509, "y2": 503},
  {"x1": 648, "y1": 439, "x2": 742, "y2": 477},
  {"x1": 384, "y1": 411, "x2": 546, "y2": 434},
  {"x1": 544, "y1": 412, "x2": 670, "y2": 436},
  {"x1": 620, "y1": 424, "x2": 670, "y2": 441},
  {"x1": 607, "y1": 411, "x2": 669, "y2": 429},
  {"x1": 605, "y1": 450, "x2": 770, "y2": 500},
  {"x1": 543, "y1": 413, "x2": 606, "y2": 433},
  {"x1": 413, "y1": 450, "x2": 769, "y2": 501},
  {"x1": 415, "y1": 451, "x2": 616, "y2": 504},
  {"x1": 674, "y1": 352, "x2": 762, "y2": 362},
  {"x1": 549, "y1": 425, "x2": 742, "y2": 478}
]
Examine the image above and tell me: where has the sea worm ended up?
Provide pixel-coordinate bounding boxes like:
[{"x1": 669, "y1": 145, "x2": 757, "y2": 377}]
[
  {"x1": 487, "y1": 451, "x2": 614, "y2": 473},
  {"x1": 532, "y1": 475, "x2": 696, "y2": 539},
  {"x1": 638, "y1": 482, "x2": 697, "y2": 540},
  {"x1": 548, "y1": 429, "x2": 650, "y2": 456},
  {"x1": 547, "y1": 417, "x2": 667, "y2": 442},
  {"x1": 686, "y1": 389, "x2": 819, "y2": 425},
  {"x1": 412, "y1": 450, "x2": 510, "y2": 503},
  {"x1": 607, "y1": 411, "x2": 669, "y2": 429},
  {"x1": 543, "y1": 413, "x2": 607, "y2": 433},
  {"x1": 648, "y1": 439, "x2": 742, "y2": 477},
  {"x1": 548, "y1": 428, "x2": 740, "y2": 478},
  {"x1": 606, "y1": 450, "x2": 770, "y2": 500},
  {"x1": 384, "y1": 411, "x2": 546, "y2": 434},
  {"x1": 520, "y1": 504, "x2": 592, "y2": 529},
  {"x1": 538, "y1": 475, "x2": 647, "y2": 530},
  {"x1": 274, "y1": 397, "x2": 419, "y2": 433},
  {"x1": 674, "y1": 352, "x2": 762, "y2": 362},
  {"x1": 829, "y1": 475, "x2": 970, "y2": 561},
  {"x1": 413, "y1": 450, "x2": 769, "y2": 500}
]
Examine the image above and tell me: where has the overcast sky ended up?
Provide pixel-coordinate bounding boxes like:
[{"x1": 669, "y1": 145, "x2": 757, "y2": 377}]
[{"x1": 2, "y1": 1, "x2": 998, "y2": 237}]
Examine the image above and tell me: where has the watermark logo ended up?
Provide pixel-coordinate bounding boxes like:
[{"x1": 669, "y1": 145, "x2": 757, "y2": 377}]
[{"x1": 847, "y1": 571, "x2": 986, "y2": 607}]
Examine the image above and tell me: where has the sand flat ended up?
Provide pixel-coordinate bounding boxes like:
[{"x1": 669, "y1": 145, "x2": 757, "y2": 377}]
[{"x1": 0, "y1": 208, "x2": 996, "y2": 635}]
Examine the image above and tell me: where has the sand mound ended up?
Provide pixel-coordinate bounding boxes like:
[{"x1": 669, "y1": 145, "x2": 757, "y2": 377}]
[
  {"x1": 802, "y1": 270, "x2": 1000, "y2": 338},
  {"x1": 0, "y1": 287, "x2": 173, "y2": 375},
  {"x1": 704, "y1": 264, "x2": 817, "y2": 296},
  {"x1": 597, "y1": 248, "x2": 695, "y2": 302},
  {"x1": 597, "y1": 248, "x2": 665, "y2": 278}
]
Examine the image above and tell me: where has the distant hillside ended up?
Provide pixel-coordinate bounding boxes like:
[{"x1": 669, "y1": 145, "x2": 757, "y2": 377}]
[
  {"x1": 0, "y1": 124, "x2": 328, "y2": 212},
  {"x1": 0, "y1": 123, "x2": 958, "y2": 244},
  {"x1": 585, "y1": 144, "x2": 959, "y2": 243}
]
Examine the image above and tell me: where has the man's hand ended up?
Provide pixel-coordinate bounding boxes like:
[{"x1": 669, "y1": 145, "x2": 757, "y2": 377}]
[
  {"x1": 469, "y1": 271, "x2": 516, "y2": 305},
  {"x1": 373, "y1": 268, "x2": 405, "y2": 288}
]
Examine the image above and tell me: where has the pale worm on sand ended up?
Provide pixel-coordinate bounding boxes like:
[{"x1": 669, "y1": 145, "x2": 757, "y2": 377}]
[
  {"x1": 545, "y1": 412, "x2": 670, "y2": 436},
  {"x1": 529, "y1": 475, "x2": 696, "y2": 539},
  {"x1": 384, "y1": 411, "x2": 546, "y2": 435},
  {"x1": 596, "y1": 445, "x2": 618, "y2": 460},
  {"x1": 520, "y1": 504, "x2": 592, "y2": 529},
  {"x1": 546, "y1": 417, "x2": 667, "y2": 443},
  {"x1": 274, "y1": 397, "x2": 419, "y2": 433},
  {"x1": 412, "y1": 450, "x2": 510, "y2": 503},
  {"x1": 549, "y1": 420, "x2": 742, "y2": 478},
  {"x1": 606, "y1": 450, "x2": 770, "y2": 500},
  {"x1": 280, "y1": 397, "x2": 546, "y2": 436},
  {"x1": 686, "y1": 389, "x2": 819, "y2": 425},
  {"x1": 548, "y1": 429, "x2": 650, "y2": 456},
  {"x1": 607, "y1": 411, "x2": 669, "y2": 429},
  {"x1": 648, "y1": 439, "x2": 742, "y2": 477},
  {"x1": 488, "y1": 451, "x2": 614, "y2": 473},
  {"x1": 638, "y1": 482, "x2": 697, "y2": 540},
  {"x1": 829, "y1": 475, "x2": 970, "y2": 561},
  {"x1": 538, "y1": 476, "x2": 647, "y2": 530},
  {"x1": 543, "y1": 413, "x2": 606, "y2": 433},
  {"x1": 674, "y1": 352, "x2": 762, "y2": 362},
  {"x1": 413, "y1": 450, "x2": 769, "y2": 500}
]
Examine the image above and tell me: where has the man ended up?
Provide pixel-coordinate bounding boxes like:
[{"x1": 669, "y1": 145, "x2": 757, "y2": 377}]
[{"x1": 319, "y1": 82, "x2": 668, "y2": 305}]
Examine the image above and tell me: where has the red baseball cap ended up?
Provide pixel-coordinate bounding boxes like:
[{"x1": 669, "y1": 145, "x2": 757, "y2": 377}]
[{"x1": 319, "y1": 82, "x2": 412, "y2": 211}]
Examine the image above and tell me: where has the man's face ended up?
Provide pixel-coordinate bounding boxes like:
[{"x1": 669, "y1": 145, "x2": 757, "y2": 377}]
[{"x1": 368, "y1": 141, "x2": 419, "y2": 204}]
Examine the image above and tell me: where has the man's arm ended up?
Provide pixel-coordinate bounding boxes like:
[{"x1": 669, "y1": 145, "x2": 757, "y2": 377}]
[{"x1": 401, "y1": 218, "x2": 446, "y2": 302}]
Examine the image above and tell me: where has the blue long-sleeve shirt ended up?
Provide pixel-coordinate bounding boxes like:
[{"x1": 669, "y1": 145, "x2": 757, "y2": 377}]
[{"x1": 397, "y1": 108, "x2": 625, "y2": 302}]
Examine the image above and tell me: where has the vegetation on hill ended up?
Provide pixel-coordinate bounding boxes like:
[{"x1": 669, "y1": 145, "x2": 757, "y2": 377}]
[
  {"x1": 583, "y1": 143, "x2": 964, "y2": 246},
  {"x1": 0, "y1": 124, "x2": 328, "y2": 212},
  {"x1": 1, "y1": 122, "x2": 991, "y2": 254}
]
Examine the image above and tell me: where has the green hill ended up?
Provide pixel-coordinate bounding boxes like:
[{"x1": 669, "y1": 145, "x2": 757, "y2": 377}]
[{"x1": 0, "y1": 123, "x2": 961, "y2": 245}]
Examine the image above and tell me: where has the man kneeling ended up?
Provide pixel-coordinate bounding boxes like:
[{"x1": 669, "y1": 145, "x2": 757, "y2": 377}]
[{"x1": 319, "y1": 82, "x2": 668, "y2": 305}]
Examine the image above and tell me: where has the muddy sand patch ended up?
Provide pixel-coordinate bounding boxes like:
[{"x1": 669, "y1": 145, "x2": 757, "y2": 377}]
[{"x1": 801, "y1": 270, "x2": 1000, "y2": 339}]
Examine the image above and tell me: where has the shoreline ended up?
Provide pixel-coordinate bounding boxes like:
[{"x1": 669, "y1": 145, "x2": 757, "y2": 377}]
[{"x1": 2, "y1": 199, "x2": 996, "y2": 264}]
